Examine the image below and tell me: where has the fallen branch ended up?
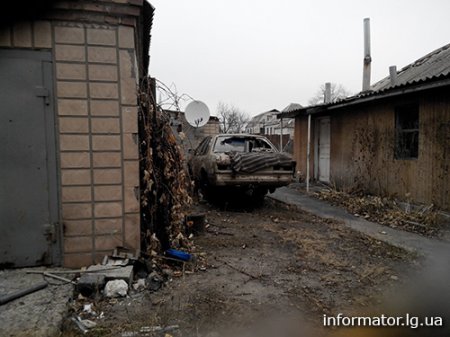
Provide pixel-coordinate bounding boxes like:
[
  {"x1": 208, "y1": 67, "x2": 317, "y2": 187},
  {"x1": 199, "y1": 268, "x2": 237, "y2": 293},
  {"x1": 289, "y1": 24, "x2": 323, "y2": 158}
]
[
  {"x1": 403, "y1": 220, "x2": 427, "y2": 228},
  {"x1": 206, "y1": 229, "x2": 235, "y2": 236},
  {"x1": 216, "y1": 258, "x2": 260, "y2": 280}
]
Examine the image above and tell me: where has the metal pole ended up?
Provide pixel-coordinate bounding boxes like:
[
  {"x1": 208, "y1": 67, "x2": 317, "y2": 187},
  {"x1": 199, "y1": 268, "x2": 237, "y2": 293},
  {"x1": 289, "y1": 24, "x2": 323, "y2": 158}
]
[
  {"x1": 324, "y1": 82, "x2": 331, "y2": 104},
  {"x1": 279, "y1": 117, "x2": 283, "y2": 151},
  {"x1": 0, "y1": 282, "x2": 48, "y2": 306},
  {"x1": 306, "y1": 114, "x2": 311, "y2": 192}
]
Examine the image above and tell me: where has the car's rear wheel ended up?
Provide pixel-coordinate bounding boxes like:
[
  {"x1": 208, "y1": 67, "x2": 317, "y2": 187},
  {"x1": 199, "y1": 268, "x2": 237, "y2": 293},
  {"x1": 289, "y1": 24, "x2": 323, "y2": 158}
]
[{"x1": 252, "y1": 187, "x2": 268, "y2": 206}]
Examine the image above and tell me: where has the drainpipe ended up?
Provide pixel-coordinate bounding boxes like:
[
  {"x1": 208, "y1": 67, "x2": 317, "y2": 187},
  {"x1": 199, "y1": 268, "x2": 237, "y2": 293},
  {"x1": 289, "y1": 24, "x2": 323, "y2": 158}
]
[{"x1": 306, "y1": 113, "x2": 311, "y2": 192}]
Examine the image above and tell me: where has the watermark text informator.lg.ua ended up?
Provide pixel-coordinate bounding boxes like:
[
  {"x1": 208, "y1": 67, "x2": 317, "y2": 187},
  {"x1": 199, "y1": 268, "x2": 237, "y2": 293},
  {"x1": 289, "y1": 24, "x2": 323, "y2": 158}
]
[{"x1": 323, "y1": 313, "x2": 443, "y2": 329}]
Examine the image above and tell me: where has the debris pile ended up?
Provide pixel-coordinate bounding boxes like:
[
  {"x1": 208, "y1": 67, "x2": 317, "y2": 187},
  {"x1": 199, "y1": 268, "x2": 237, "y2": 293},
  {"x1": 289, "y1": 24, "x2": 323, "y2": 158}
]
[
  {"x1": 65, "y1": 78, "x2": 213, "y2": 335},
  {"x1": 138, "y1": 78, "x2": 192, "y2": 253},
  {"x1": 314, "y1": 188, "x2": 440, "y2": 236},
  {"x1": 68, "y1": 246, "x2": 203, "y2": 334}
]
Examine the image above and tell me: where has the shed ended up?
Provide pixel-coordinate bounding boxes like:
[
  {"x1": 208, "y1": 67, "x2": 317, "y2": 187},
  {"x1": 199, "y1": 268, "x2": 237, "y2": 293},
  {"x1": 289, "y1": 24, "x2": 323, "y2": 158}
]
[
  {"x1": 0, "y1": 0, "x2": 154, "y2": 267},
  {"x1": 281, "y1": 43, "x2": 450, "y2": 210}
]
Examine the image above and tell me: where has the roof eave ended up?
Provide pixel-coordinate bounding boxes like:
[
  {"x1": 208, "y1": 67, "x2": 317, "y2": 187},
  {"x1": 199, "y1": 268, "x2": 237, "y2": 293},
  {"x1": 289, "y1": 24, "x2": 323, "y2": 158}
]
[
  {"x1": 321, "y1": 76, "x2": 450, "y2": 114},
  {"x1": 280, "y1": 76, "x2": 450, "y2": 118}
]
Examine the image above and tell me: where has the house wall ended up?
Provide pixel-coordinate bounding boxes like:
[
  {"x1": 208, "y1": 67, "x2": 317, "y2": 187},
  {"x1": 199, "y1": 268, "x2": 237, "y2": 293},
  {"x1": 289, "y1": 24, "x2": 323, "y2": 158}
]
[
  {"x1": 294, "y1": 88, "x2": 450, "y2": 209},
  {"x1": 247, "y1": 110, "x2": 279, "y2": 135},
  {"x1": 0, "y1": 1, "x2": 147, "y2": 267}
]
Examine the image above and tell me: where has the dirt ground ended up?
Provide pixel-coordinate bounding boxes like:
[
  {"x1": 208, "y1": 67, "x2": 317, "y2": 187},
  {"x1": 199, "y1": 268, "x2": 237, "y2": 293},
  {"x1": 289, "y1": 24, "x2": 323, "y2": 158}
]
[{"x1": 64, "y1": 198, "x2": 420, "y2": 337}]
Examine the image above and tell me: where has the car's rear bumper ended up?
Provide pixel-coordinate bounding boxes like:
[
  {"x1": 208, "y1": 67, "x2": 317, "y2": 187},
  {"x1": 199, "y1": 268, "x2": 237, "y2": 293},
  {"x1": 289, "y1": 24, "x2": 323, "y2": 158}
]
[{"x1": 212, "y1": 171, "x2": 294, "y2": 187}]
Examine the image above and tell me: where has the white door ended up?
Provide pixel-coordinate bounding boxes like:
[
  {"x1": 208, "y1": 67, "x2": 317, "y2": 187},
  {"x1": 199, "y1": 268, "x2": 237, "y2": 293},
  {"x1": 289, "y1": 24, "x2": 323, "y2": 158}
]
[{"x1": 317, "y1": 118, "x2": 330, "y2": 182}]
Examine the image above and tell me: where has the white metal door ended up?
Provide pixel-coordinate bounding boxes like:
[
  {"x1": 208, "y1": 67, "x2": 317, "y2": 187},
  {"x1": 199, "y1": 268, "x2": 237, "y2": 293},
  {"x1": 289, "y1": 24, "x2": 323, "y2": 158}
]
[{"x1": 317, "y1": 118, "x2": 330, "y2": 182}]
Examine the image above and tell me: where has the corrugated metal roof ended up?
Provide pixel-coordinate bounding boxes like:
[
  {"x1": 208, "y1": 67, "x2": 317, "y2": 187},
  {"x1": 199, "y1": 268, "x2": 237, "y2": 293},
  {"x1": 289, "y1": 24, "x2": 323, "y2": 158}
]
[
  {"x1": 279, "y1": 42, "x2": 450, "y2": 118},
  {"x1": 371, "y1": 43, "x2": 450, "y2": 92}
]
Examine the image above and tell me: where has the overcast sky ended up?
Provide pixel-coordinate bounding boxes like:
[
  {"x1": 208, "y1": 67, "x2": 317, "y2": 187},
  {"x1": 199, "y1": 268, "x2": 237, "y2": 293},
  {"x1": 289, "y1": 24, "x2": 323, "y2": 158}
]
[{"x1": 149, "y1": 0, "x2": 450, "y2": 116}]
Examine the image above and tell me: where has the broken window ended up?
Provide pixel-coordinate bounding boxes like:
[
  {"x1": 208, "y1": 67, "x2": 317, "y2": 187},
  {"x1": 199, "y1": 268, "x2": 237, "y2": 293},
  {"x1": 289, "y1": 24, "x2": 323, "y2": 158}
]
[
  {"x1": 214, "y1": 137, "x2": 246, "y2": 153},
  {"x1": 249, "y1": 138, "x2": 274, "y2": 152},
  {"x1": 395, "y1": 104, "x2": 419, "y2": 159},
  {"x1": 213, "y1": 136, "x2": 275, "y2": 153}
]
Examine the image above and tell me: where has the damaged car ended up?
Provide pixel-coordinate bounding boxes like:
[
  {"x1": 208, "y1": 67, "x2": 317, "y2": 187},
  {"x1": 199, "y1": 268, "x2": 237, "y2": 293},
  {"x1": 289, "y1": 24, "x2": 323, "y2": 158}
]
[{"x1": 188, "y1": 134, "x2": 295, "y2": 201}]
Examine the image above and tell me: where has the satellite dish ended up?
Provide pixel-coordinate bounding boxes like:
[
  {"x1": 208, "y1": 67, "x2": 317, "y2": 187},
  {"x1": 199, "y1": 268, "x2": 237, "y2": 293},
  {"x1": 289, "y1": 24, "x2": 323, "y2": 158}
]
[{"x1": 185, "y1": 100, "x2": 210, "y2": 128}]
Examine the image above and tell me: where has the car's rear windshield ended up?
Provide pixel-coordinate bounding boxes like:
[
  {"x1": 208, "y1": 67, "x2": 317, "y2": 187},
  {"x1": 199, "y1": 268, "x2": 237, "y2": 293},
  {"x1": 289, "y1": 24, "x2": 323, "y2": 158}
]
[{"x1": 213, "y1": 136, "x2": 275, "y2": 153}]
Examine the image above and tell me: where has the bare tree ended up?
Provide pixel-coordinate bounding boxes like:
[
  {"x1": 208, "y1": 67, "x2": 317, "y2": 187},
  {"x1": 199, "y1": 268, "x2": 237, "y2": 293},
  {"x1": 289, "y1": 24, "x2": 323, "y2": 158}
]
[
  {"x1": 308, "y1": 83, "x2": 352, "y2": 105},
  {"x1": 155, "y1": 80, "x2": 193, "y2": 111},
  {"x1": 217, "y1": 102, "x2": 250, "y2": 134}
]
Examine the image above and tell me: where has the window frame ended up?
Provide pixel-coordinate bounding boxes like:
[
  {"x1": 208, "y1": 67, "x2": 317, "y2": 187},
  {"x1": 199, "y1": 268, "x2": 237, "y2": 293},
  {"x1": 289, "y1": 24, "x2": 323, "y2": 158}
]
[
  {"x1": 394, "y1": 104, "x2": 419, "y2": 160},
  {"x1": 194, "y1": 136, "x2": 211, "y2": 156}
]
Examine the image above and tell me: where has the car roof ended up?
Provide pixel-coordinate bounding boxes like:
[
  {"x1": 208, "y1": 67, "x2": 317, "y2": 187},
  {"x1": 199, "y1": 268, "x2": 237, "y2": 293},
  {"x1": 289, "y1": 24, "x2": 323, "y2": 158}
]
[{"x1": 214, "y1": 133, "x2": 267, "y2": 138}]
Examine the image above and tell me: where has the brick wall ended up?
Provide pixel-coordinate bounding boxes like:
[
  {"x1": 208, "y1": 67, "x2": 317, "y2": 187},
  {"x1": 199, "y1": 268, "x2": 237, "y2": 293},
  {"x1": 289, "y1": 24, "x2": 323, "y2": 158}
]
[
  {"x1": 0, "y1": 20, "x2": 141, "y2": 267},
  {"x1": 201, "y1": 119, "x2": 220, "y2": 138}
]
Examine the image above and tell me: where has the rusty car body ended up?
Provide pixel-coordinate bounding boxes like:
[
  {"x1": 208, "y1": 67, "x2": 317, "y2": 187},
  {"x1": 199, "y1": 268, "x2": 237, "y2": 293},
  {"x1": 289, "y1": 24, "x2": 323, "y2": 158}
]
[{"x1": 188, "y1": 134, "x2": 295, "y2": 200}]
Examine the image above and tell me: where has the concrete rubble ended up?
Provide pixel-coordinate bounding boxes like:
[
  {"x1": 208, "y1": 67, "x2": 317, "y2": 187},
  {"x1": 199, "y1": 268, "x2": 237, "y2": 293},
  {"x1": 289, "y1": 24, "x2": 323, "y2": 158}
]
[
  {"x1": 104, "y1": 280, "x2": 128, "y2": 298},
  {"x1": 0, "y1": 241, "x2": 198, "y2": 336},
  {"x1": 65, "y1": 245, "x2": 197, "y2": 334}
]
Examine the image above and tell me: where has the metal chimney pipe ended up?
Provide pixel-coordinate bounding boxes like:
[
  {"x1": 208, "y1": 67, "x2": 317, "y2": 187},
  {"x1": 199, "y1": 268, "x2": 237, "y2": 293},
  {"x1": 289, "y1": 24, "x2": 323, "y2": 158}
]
[
  {"x1": 389, "y1": 65, "x2": 398, "y2": 86},
  {"x1": 362, "y1": 18, "x2": 371, "y2": 91},
  {"x1": 324, "y1": 82, "x2": 331, "y2": 103}
]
